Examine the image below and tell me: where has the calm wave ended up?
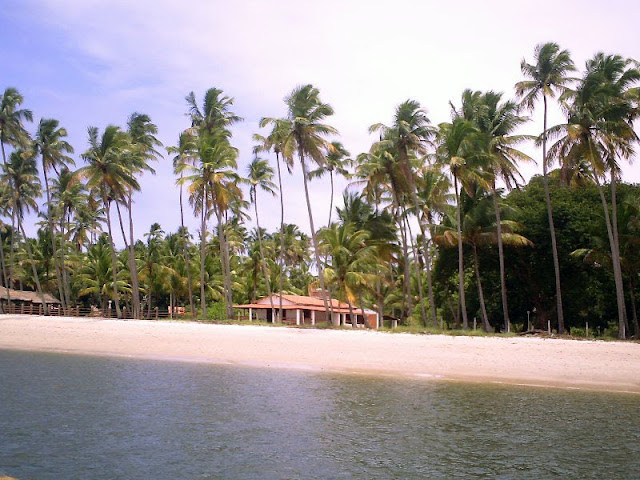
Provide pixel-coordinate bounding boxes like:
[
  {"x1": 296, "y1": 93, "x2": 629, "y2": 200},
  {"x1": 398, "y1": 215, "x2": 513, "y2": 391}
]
[{"x1": 0, "y1": 350, "x2": 638, "y2": 479}]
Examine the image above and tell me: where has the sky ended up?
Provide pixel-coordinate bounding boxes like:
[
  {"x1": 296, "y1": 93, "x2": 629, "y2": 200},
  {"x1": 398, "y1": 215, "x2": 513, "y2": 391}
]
[{"x1": 2, "y1": 0, "x2": 639, "y2": 246}]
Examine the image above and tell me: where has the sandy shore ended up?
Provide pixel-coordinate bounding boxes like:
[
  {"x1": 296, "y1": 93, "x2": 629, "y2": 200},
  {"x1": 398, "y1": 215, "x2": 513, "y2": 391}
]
[{"x1": 1, "y1": 315, "x2": 639, "y2": 394}]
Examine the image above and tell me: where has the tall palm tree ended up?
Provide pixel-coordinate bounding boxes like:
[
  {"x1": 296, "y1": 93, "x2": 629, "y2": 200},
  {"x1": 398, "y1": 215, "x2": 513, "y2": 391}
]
[
  {"x1": 1, "y1": 149, "x2": 48, "y2": 309},
  {"x1": 308, "y1": 141, "x2": 351, "y2": 226},
  {"x1": 184, "y1": 88, "x2": 242, "y2": 319},
  {"x1": 547, "y1": 53, "x2": 639, "y2": 338},
  {"x1": 0, "y1": 88, "x2": 33, "y2": 304},
  {"x1": 454, "y1": 90, "x2": 533, "y2": 330},
  {"x1": 247, "y1": 156, "x2": 277, "y2": 317},
  {"x1": 515, "y1": 42, "x2": 575, "y2": 334},
  {"x1": 280, "y1": 84, "x2": 338, "y2": 323},
  {"x1": 255, "y1": 118, "x2": 294, "y2": 322},
  {"x1": 370, "y1": 100, "x2": 437, "y2": 326},
  {"x1": 78, "y1": 125, "x2": 137, "y2": 318},
  {"x1": 435, "y1": 118, "x2": 480, "y2": 329},
  {"x1": 168, "y1": 132, "x2": 197, "y2": 318},
  {"x1": 32, "y1": 118, "x2": 74, "y2": 309},
  {"x1": 124, "y1": 112, "x2": 162, "y2": 318}
]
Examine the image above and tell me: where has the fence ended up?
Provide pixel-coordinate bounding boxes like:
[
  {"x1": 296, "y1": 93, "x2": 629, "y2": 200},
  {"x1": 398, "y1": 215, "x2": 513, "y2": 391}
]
[{"x1": 3, "y1": 303, "x2": 190, "y2": 320}]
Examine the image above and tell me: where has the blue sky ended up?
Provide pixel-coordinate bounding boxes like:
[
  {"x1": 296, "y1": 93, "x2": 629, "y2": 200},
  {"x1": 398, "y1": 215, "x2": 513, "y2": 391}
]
[{"x1": 2, "y1": 0, "x2": 639, "y2": 245}]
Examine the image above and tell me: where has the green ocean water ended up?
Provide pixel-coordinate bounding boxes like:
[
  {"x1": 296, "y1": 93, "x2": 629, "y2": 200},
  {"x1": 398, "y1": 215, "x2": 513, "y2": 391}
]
[{"x1": 0, "y1": 349, "x2": 638, "y2": 479}]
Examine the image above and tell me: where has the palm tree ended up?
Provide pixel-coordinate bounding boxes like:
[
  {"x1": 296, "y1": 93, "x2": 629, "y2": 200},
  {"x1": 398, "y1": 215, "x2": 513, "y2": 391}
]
[
  {"x1": 309, "y1": 141, "x2": 351, "y2": 226},
  {"x1": 280, "y1": 84, "x2": 338, "y2": 323},
  {"x1": 1, "y1": 149, "x2": 48, "y2": 310},
  {"x1": 435, "y1": 118, "x2": 479, "y2": 328},
  {"x1": 515, "y1": 42, "x2": 575, "y2": 334},
  {"x1": 247, "y1": 156, "x2": 277, "y2": 317},
  {"x1": 32, "y1": 118, "x2": 74, "y2": 309},
  {"x1": 547, "y1": 53, "x2": 639, "y2": 338},
  {"x1": 168, "y1": 132, "x2": 197, "y2": 318},
  {"x1": 78, "y1": 125, "x2": 137, "y2": 318},
  {"x1": 0, "y1": 88, "x2": 33, "y2": 165},
  {"x1": 255, "y1": 118, "x2": 294, "y2": 322},
  {"x1": 370, "y1": 100, "x2": 438, "y2": 326},
  {"x1": 0, "y1": 88, "x2": 33, "y2": 303},
  {"x1": 454, "y1": 90, "x2": 533, "y2": 331},
  {"x1": 121, "y1": 112, "x2": 162, "y2": 318},
  {"x1": 319, "y1": 222, "x2": 380, "y2": 328}
]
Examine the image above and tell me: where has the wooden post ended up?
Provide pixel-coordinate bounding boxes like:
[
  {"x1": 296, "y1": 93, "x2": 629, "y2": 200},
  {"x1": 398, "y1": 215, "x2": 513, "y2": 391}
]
[
  {"x1": 296, "y1": 309, "x2": 300, "y2": 326},
  {"x1": 249, "y1": 307, "x2": 252, "y2": 322},
  {"x1": 547, "y1": 320, "x2": 551, "y2": 335},
  {"x1": 586, "y1": 322, "x2": 589, "y2": 338},
  {"x1": 311, "y1": 310, "x2": 316, "y2": 325},
  {"x1": 123, "y1": 306, "x2": 127, "y2": 319},
  {"x1": 155, "y1": 306, "x2": 159, "y2": 320},
  {"x1": 473, "y1": 317, "x2": 476, "y2": 331}
]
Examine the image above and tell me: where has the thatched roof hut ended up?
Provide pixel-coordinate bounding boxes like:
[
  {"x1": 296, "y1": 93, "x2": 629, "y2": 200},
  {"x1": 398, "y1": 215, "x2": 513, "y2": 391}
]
[{"x1": 0, "y1": 286, "x2": 60, "y2": 304}]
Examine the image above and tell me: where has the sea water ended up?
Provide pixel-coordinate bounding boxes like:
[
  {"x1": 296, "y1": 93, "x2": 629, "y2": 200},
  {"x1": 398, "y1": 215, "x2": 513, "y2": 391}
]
[{"x1": 0, "y1": 350, "x2": 638, "y2": 479}]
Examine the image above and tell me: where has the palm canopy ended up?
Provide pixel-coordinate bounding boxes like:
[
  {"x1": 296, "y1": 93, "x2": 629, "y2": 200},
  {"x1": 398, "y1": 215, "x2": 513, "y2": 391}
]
[
  {"x1": 308, "y1": 141, "x2": 351, "y2": 179},
  {"x1": 78, "y1": 125, "x2": 140, "y2": 204},
  {"x1": 515, "y1": 42, "x2": 576, "y2": 110},
  {"x1": 126, "y1": 112, "x2": 162, "y2": 175},
  {"x1": 247, "y1": 156, "x2": 276, "y2": 203},
  {"x1": 1, "y1": 149, "x2": 42, "y2": 219},
  {"x1": 32, "y1": 118, "x2": 75, "y2": 175},
  {"x1": 0, "y1": 87, "x2": 33, "y2": 153},
  {"x1": 546, "y1": 53, "x2": 640, "y2": 177},
  {"x1": 186, "y1": 88, "x2": 242, "y2": 135},
  {"x1": 280, "y1": 84, "x2": 338, "y2": 167}
]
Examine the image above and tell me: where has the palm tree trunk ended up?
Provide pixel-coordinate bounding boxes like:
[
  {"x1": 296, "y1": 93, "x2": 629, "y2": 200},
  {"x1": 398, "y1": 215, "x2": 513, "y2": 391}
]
[
  {"x1": 18, "y1": 221, "x2": 48, "y2": 314},
  {"x1": 179, "y1": 180, "x2": 195, "y2": 319},
  {"x1": 61, "y1": 213, "x2": 72, "y2": 305},
  {"x1": 43, "y1": 168, "x2": 66, "y2": 310},
  {"x1": 104, "y1": 201, "x2": 122, "y2": 318},
  {"x1": 328, "y1": 171, "x2": 334, "y2": 226},
  {"x1": 275, "y1": 152, "x2": 285, "y2": 323},
  {"x1": 215, "y1": 208, "x2": 233, "y2": 320},
  {"x1": 472, "y1": 243, "x2": 491, "y2": 332},
  {"x1": 358, "y1": 293, "x2": 372, "y2": 329},
  {"x1": 542, "y1": 95, "x2": 565, "y2": 334},
  {"x1": 454, "y1": 175, "x2": 469, "y2": 329},
  {"x1": 254, "y1": 193, "x2": 275, "y2": 316},
  {"x1": 629, "y1": 277, "x2": 639, "y2": 338},
  {"x1": 127, "y1": 194, "x2": 141, "y2": 319},
  {"x1": 409, "y1": 189, "x2": 438, "y2": 328},
  {"x1": 0, "y1": 234, "x2": 9, "y2": 289},
  {"x1": 200, "y1": 184, "x2": 208, "y2": 319},
  {"x1": 298, "y1": 150, "x2": 332, "y2": 324},
  {"x1": 1, "y1": 141, "x2": 13, "y2": 305},
  {"x1": 391, "y1": 192, "x2": 410, "y2": 320},
  {"x1": 492, "y1": 188, "x2": 510, "y2": 331},
  {"x1": 594, "y1": 176, "x2": 627, "y2": 339},
  {"x1": 609, "y1": 173, "x2": 628, "y2": 338},
  {"x1": 404, "y1": 211, "x2": 427, "y2": 326},
  {"x1": 147, "y1": 265, "x2": 153, "y2": 319}
]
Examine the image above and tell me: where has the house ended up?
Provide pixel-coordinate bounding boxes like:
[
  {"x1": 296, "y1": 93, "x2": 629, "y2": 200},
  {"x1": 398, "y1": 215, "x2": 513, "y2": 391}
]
[
  {"x1": 0, "y1": 286, "x2": 61, "y2": 314},
  {"x1": 234, "y1": 293, "x2": 379, "y2": 328}
]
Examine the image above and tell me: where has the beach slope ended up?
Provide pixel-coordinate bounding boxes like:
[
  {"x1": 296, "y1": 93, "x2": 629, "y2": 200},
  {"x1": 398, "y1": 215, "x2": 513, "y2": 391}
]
[{"x1": 1, "y1": 315, "x2": 638, "y2": 393}]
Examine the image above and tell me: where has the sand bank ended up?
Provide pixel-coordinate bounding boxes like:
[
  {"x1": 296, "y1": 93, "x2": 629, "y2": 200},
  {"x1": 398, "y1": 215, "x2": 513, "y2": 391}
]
[{"x1": 1, "y1": 315, "x2": 638, "y2": 394}]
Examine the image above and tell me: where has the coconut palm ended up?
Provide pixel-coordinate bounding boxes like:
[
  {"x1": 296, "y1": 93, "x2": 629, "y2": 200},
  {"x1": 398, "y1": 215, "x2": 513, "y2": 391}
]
[
  {"x1": 123, "y1": 112, "x2": 162, "y2": 318},
  {"x1": 247, "y1": 156, "x2": 277, "y2": 316},
  {"x1": 370, "y1": 100, "x2": 438, "y2": 326},
  {"x1": 547, "y1": 53, "x2": 639, "y2": 338},
  {"x1": 168, "y1": 132, "x2": 197, "y2": 318},
  {"x1": 279, "y1": 84, "x2": 338, "y2": 323},
  {"x1": 515, "y1": 42, "x2": 575, "y2": 334},
  {"x1": 1, "y1": 149, "x2": 48, "y2": 309},
  {"x1": 454, "y1": 90, "x2": 533, "y2": 330},
  {"x1": 319, "y1": 222, "x2": 380, "y2": 328},
  {"x1": 0, "y1": 88, "x2": 33, "y2": 164},
  {"x1": 435, "y1": 118, "x2": 481, "y2": 329},
  {"x1": 32, "y1": 118, "x2": 74, "y2": 308},
  {"x1": 308, "y1": 141, "x2": 351, "y2": 225},
  {"x1": 78, "y1": 125, "x2": 137, "y2": 318},
  {"x1": 254, "y1": 119, "x2": 294, "y2": 322}
]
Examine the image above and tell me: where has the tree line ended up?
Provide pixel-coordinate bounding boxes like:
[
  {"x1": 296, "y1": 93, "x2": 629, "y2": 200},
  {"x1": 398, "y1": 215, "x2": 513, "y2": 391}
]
[{"x1": 0, "y1": 42, "x2": 638, "y2": 339}]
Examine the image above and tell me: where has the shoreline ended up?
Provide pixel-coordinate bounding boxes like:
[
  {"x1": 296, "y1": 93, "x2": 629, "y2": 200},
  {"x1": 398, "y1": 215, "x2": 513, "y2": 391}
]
[{"x1": 1, "y1": 315, "x2": 639, "y2": 394}]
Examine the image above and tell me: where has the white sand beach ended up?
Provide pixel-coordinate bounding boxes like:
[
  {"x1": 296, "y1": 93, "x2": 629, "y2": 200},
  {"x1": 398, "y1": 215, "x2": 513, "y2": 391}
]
[{"x1": 1, "y1": 315, "x2": 638, "y2": 394}]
